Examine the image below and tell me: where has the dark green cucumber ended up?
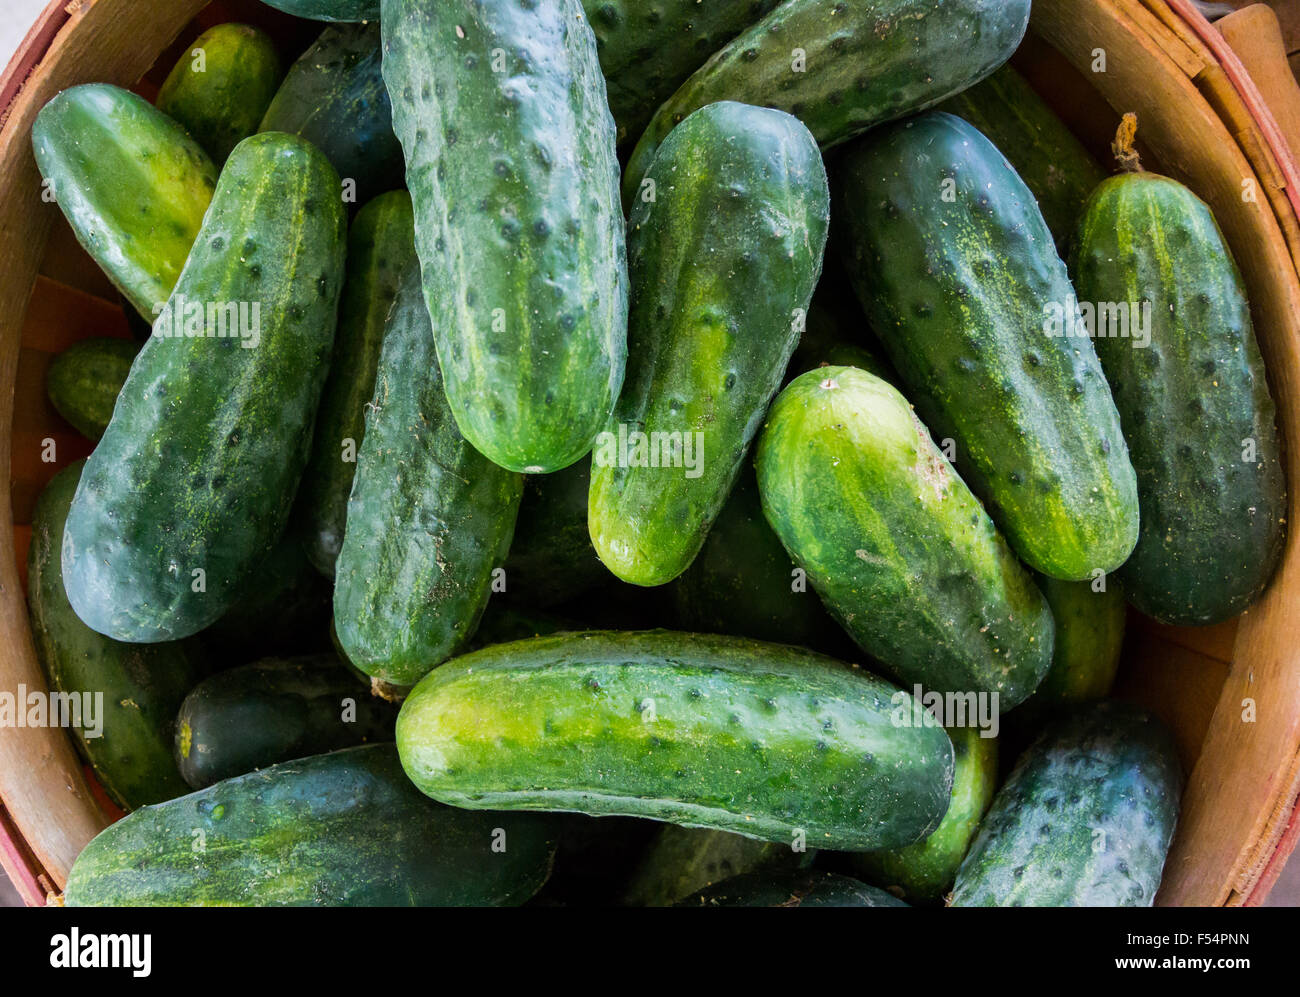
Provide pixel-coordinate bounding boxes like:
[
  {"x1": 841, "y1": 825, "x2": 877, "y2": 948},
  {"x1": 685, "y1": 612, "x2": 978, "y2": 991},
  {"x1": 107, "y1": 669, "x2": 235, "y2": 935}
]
[
  {"x1": 397, "y1": 630, "x2": 954, "y2": 851},
  {"x1": 31, "y1": 84, "x2": 216, "y2": 320},
  {"x1": 334, "y1": 267, "x2": 524, "y2": 686},
  {"x1": 62, "y1": 133, "x2": 346, "y2": 643},
  {"x1": 503, "y1": 457, "x2": 608, "y2": 608},
  {"x1": 622, "y1": 0, "x2": 1030, "y2": 206},
  {"x1": 939, "y1": 64, "x2": 1105, "y2": 254},
  {"x1": 679, "y1": 869, "x2": 907, "y2": 907},
  {"x1": 297, "y1": 190, "x2": 415, "y2": 577},
  {"x1": 755, "y1": 367, "x2": 1053, "y2": 709},
  {"x1": 1071, "y1": 172, "x2": 1286, "y2": 625},
  {"x1": 850, "y1": 726, "x2": 997, "y2": 905},
  {"x1": 28, "y1": 462, "x2": 204, "y2": 810},
  {"x1": 257, "y1": 0, "x2": 378, "y2": 20},
  {"x1": 670, "y1": 465, "x2": 844, "y2": 654},
  {"x1": 382, "y1": 0, "x2": 627, "y2": 473},
  {"x1": 45, "y1": 337, "x2": 139, "y2": 441},
  {"x1": 838, "y1": 112, "x2": 1139, "y2": 581},
  {"x1": 951, "y1": 701, "x2": 1182, "y2": 906},
  {"x1": 64, "y1": 744, "x2": 558, "y2": 906},
  {"x1": 259, "y1": 23, "x2": 405, "y2": 205},
  {"x1": 175, "y1": 655, "x2": 397, "y2": 788},
  {"x1": 590, "y1": 102, "x2": 828, "y2": 586},
  {"x1": 623, "y1": 825, "x2": 812, "y2": 907},
  {"x1": 585, "y1": 0, "x2": 779, "y2": 146},
  {"x1": 157, "y1": 23, "x2": 282, "y2": 163}
]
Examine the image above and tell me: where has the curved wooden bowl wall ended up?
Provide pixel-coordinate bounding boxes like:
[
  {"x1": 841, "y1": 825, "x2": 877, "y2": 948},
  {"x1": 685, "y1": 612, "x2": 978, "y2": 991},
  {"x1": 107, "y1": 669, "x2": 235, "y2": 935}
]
[{"x1": 0, "y1": 0, "x2": 1298, "y2": 905}]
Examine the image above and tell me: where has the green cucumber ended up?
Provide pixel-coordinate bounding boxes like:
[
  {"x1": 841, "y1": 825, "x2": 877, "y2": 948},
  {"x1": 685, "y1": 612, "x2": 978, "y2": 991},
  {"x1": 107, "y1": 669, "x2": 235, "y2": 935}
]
[
  {"x1": 838, "y1": 112, "x2": 1139, "y2": 581},
  {"x1": 679, "y1": 869, "x2": 907, "y2": 907},
  {"x1": 45, "y1": 337, "x2": 139, "y2": 441},
  {"x1": 396, "y1": 629, "x2": 954, "y2": 851},
  {"x1": 297, "y1": 190, "x2": 416, "y2": 577},
  {"x1": 951, "y1": 701, "x2": 1182, "y2": 906},
  {"x1": 175, "y1": 655, "x2": 397, "y2": 788},
  {"x1": 256, "y1": 0, "x2": 378, "y2": 20},
  {"x1": 755, "y1": 367, "x2": 1053, "y2": 709},
  {"x1": 157, "y1": 24, "x2": 282, "y2": 164},
  {"x1": 850, "y1": 726, "x2": 998, "y2": 905},
  {"x1": 939, "y1": 64, "x2": 1106, "y2": 254},
  {"x1": 623, "y1": 0, "x2": 1031, "y2": 207},
  {"x1": 585, "y1": 0, "x2": 779, "y2": 146},
  {"x1": 623, "y1": 825, "x2": 812, "y2": 907},
  {"x1": 333, "y1": 267, "x2": 524, "y2": 686},
  {"x1": 64, "y1": 744, "x2": 558, "y2": 906},
  {"x1": 62, "y1": 133, "x2": 346, "y2": 643},
  {"x1": 31, "y1": 84, "x2": 217, "y2": 320},
  {"x1": 381, "y1": 0, "x2": 627, "y2": 473},
  {"x1": 503, "y1": 458, "x2": 608, "y2": 608},
  {"x1": 1071, "y1": 171, "x2": 1286, "y2": 625},
  {"x1": 28, "y1": 462, "x2": 204, "y2": 810},
  {"x1": 589, "y1": 102, "x2": 828, "y2": 586},
  {"x1": 259, "y1": 23, "x2": 405, "y2": 205}
]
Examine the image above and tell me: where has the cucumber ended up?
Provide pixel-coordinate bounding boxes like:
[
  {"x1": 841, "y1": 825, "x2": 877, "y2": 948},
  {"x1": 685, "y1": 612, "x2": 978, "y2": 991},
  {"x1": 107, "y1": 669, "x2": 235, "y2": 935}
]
[
  {"x1": 951, "y1": 702, "x2": 1182, "y2": 906},
  {"x1": 837, "y1": 112, "x2": 1139, "y2": 581},
  {"x1": 787, "y1": 288, "x2": 893, "y2": 384},
  {"x1": 939, "y1": 64, "x2": 1106, "y2": 254},
  {"x1": 381, "y1": 0, "x2": 627, "y2": 473},
  {"x1": 62, "y1": 133, "x2": 346, "y2": 643},
  {"x1": 850, "y1": 726, "x2": 998, "y2": 905},
  {"x1": 28, "y1": 462, "x2": 205, "y2": 810},
  {"x1": 333, "y1": 267, "x2": 524, "y2": 686},
  {"x1": 589, "y1": 102, "x2": 828, "y2": 586},
  {"x1": 503, "y1": 457, "x2": 608, "y2": 608},
  {"x1": 157, "y1": 24, "x2": 282, "y2": 164},
  {"x1": 45, "y1": 337, "x2": 139, "y2": 441},
  {"x1": 623, "y1": 825, "x2": 811, "y2": 907},
  {"x1": 1071, "y1": 171, "x2": 1286, "y2": 625},
  {"x1": 396, "y1": 630, "x2": 954, "y2": 851},
  {"x1": 757, "y1": 367, "x2": 1053, "y2": 708},
  {"x1": 585, "y1": 0, "x2": 779, "y2": 146},
  {"x1": 31, "y1": 84, "x2": 217, "y2": 320},
  {"x1": 623, "y1": 0, "x2": 1031, "y2": 207},
  {"x1": 678, "y1": 869, "x2": 907, "y2": 907},
  {"x1": 256, "y1": 0, "x2": 378, "y2": 20},
  {"x1": 64, "y1": 744, "x2": 558, "y2": 906},
  {"x1": 175, "y1": 655, "x2": 397, "y2": 788},
  {"x1": 297, "y1": 190, "x2": 416, "y2": 577},
  {"x1": 259, "y1": 23, "x2": 405, "y2": 205}
]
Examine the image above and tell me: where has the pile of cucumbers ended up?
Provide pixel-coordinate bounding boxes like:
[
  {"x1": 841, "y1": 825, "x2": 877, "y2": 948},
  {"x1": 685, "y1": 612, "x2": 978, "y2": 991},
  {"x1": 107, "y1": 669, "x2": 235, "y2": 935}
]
[{"x1": 26, "y1": 0, "x2": 1282, "y2": 907}]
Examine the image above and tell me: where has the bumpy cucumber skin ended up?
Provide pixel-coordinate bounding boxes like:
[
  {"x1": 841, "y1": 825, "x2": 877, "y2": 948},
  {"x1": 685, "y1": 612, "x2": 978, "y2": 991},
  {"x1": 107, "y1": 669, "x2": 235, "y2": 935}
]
[
  {"x1": 28, "y1": 462, "x2": 203, "y2": 810},
  {"x1": 175, "y1": 655, "x2": 397, "y2": 788},
  {"x1": 851, "y1": 726, "x2": 997, "y2": 905},
  {"x1": 951, "y1": 701, "x2": 1182, "y2": 907},
  {"x1": 297, "y1": 190, "x2": 415, "y2": 577},
  {"x1": 1071, "y1": 174, "x2": 1286, "y2": 625},
  {"x1": 32, "y1": 84, "x2": 217, "y2": 320},
  {"x1": 623, "y1": 825, "x2": 812, "y2": 907},
  {"x1": 623, "y1": 0, "x2": 1030, "y2": 206},
  {"x1": 397, "y1": 629, "x2": 954, "y2": 851},
  {"x1": 838, "y1": 113, "x2": 1139, "y2": 581},
  {"x1": 62, "y1": 133, "x2": 346, "y2": 643},
  {"x1": 584, "y1": 0, "x2": 779, "y2": 146},
  {"x1": 334, "y1": 268, "x2": 524, "y2": 686},
  {"x1": 939, "y1": 65, "x2": 1105, "y2": 255},
  {"x1": 757, "y1": 367, "x2": 1053, "y2": 708},
  {"x1": 45, "y1": 337, "x2": 139, "y2": 441},
  {"x1": 382, "y1": 0, "x2": 627, "y2": 474},
  {"x1": 65, "y1": 744, "x2": 558, "y2": 906},
  {"x1": 679, "y1": 869, "x2": 907, "y2": 907},
  {"x1": 259, "y1": 23, "x2": 405, "y2": 204},
  {"x1": 504, "y1": 458, "x2": 609, "y2": 608},
  {"x1": 157, "y1": 24, "x2": 282, "y2": 164},
  {"x1": 590, "y1": 102, "x2": 828, "y2": 586},
  {"x1": 258, "y1": 0, "x2": 378, "y2": 20}
]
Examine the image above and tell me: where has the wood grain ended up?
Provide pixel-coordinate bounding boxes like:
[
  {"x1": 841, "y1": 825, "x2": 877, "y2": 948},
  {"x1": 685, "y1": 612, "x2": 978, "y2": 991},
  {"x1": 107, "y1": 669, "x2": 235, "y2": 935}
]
[{"x1": 1217, "y1": 5, "x2": 1300, "y2": 163}]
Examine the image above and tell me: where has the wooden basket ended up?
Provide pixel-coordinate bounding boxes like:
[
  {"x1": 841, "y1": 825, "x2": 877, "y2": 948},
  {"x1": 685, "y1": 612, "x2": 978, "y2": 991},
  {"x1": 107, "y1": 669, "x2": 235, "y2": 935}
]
[{"x1": 1, "y1": 0, "x2": 1298, "y2": 907}]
